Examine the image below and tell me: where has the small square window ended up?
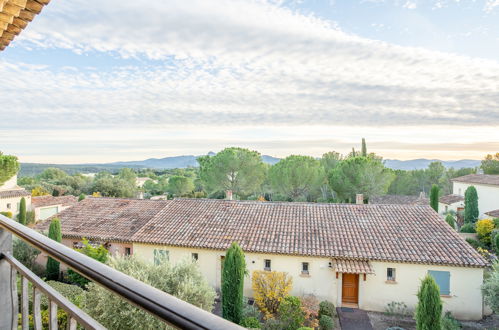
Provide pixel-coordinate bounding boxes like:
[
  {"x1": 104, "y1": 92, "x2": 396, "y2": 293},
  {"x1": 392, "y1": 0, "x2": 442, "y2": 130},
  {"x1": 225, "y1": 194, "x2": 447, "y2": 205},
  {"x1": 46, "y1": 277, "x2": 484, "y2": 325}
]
[
  {"x1": 125, "y1": 247, "x2": 131, "y2": 256},
  {"x1": 192, "y1": 253, "x2": 199, "y2": 261},
  {"x1": 387, "y1": 268, "x2": 396, "y2": 281},
  {"x1": 302, "y1": 262, "x2": 309, "y2": 274},
  {"x1": 6, "y1": 203, "x2": 11, "y2": 209},
  {"x1": 264, "y1": 259, "x2": 271, "y2": 271}
]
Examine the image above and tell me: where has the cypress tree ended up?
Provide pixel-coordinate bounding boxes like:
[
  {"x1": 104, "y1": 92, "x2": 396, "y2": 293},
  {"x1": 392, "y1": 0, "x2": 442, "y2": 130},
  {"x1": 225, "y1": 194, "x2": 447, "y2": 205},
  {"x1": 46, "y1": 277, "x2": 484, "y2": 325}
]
[
  {"x1": 429, "y1": 184, "x2": 439, "y2": 212},
  {"x1": 18, "y1": 197, "x2": 26, "y2": 225},
  {"x1": 464, "y1": 186, "x2": 479, "y2": 223},
  {"x1": 46, "y1": 218, "x2": 62, "y2": 281},
  {"x1": 361, "y1": 138, "x2": 367, "y2": 157},
  {"x1": 222, "y1": 242, "x2": 246, "y2": 324},
  {"x1": 415, "y1": 275, "x2": 442, "y2": 330}
]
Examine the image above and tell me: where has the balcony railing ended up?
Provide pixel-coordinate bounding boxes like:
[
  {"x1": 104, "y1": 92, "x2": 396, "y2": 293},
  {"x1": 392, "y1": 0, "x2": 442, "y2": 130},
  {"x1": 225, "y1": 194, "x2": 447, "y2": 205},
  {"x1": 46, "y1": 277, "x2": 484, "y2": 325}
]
[{"x1": 0, "y1": 214, "x2": 242, "y2": 330}]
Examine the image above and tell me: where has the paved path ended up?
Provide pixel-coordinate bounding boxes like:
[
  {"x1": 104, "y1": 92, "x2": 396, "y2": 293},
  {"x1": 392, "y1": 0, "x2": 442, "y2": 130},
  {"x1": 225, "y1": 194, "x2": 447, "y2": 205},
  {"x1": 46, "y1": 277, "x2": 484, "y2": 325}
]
[{"x1": 336, "y1": 307, "x2": 373, "y2": 330}]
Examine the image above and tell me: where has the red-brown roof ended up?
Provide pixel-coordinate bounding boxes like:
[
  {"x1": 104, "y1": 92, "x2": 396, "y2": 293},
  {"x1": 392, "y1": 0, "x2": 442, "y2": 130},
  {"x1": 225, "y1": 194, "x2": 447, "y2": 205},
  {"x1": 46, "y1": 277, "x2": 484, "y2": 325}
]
[
  {"x1": 439, "y1": 194, "x2": 464, "y2": 205},
  {"x1": 131, "y1": 198, "x2": 486, "y2": 267},
  {"x1": 451, "y1": 174, "x2": 499, "y2": 186},
  {"x1": 32, "y1": 195, "x2": 78, "y2": 208},
  {"x1": 333, "y1": 259, "x2": 374, "y2": 274},
  {"x1": 35, "y1": 197, "x2": 170, "y2": 242},
  {"x1": 485, "y1": 209, "x2": 499, "y2": 218},
  {"x1": 0, "y1": 189, "x2": 30, "y2": 199},
  {"x1": 370, "y1": 195, "x2": 429, "y2": 205}
]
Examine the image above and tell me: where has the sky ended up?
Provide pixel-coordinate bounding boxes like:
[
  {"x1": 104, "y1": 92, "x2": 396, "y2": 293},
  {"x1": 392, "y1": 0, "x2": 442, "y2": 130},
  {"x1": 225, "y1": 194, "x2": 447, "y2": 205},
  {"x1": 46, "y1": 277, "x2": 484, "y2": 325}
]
[{"x1": 1, "y1": 0, "x2": 499, "y2": 163}]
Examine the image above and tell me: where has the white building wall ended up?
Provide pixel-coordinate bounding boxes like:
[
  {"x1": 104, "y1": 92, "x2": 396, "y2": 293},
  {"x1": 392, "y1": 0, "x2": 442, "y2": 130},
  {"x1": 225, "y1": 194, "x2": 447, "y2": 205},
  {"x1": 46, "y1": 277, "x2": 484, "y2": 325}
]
[
  {"x1": 453, "y1": 182, "x2": 499, "y2": 218},
  {"x1": 0, "y1": 195, "x2": 31, "y2": 218},
  {"x1": 0, "y1": 175, "x2": 18, "y2": 191},
  {"x1": 133, "y1": 243, "x2": 484, "y2": 320}
]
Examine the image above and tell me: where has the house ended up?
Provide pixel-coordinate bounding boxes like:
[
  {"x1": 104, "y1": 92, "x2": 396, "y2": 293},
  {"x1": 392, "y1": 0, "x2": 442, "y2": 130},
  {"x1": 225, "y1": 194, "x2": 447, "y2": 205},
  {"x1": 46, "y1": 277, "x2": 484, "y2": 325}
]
[
  {"x1": 370, "y1": 193, "x2": 428, "y2": 205},
  {"x1": 31, "y1": 195, "x2": 79, "y2": 221},
  {"x1": 36, "y1": 197, "x2": 487, "y2": 320},
  {"x1": 0, "y1": 174, "x2": 31, "y2": 218},
  {"x1": 485, "y1": 209, "x2": 499, "y2": 218},
  {"x1": 439, "y1": 174, "x2": 499, "y2": 219}
]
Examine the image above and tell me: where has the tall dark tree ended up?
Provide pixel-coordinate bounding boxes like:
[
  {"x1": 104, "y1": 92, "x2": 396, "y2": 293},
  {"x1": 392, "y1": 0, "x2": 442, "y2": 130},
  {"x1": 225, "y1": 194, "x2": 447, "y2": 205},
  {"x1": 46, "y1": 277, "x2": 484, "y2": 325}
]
[
  {"x1": 361, "y1": 138, "x2": 367, "y2": 157},
  {"x1": 464, "y1": 186, "x2": 479, "y2": 223},
  {"x1": 415, "y1": 275, "x2": 442, "y2": 330},
  {"x1": 222, "y1": 242, "x2": 246, "y2": 324},
  {"x1": 18, "y1": 197, "x2": 26, "y2": 225},
  {"x1": 46, "y1": 218, "x2": 62, "y2": 280},
  {"x1": 429, "y1": 184, "x2": 439, "y2": 212}
]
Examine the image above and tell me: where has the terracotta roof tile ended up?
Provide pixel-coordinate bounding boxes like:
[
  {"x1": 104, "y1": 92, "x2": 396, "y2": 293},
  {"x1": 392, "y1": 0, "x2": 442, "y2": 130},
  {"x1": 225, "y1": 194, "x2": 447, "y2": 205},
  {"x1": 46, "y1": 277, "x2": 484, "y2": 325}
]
[
  {"x1": 0, "y1": 189, "x2": 30, "y2": 199},
  {"x1": 32, "y1": 195, "x2": 78, "y2": 208},
  {"x1": 451, "y1": 174, "x2": 499, "y2": 186},
  {"x1": 485, "y1": 209, "x2": 499, "y2": 218},
  {"x1": 333, "y1": 259, "x2": 374, "y2": 274},
  {"x1": 370, "y1": 195, "x2": 429, "y2": 205},
  {"x1": 131, "y1": 198, "x2": 486, "y2": 268},
  {"x1": 35, "y1": 197, "x2": 169, "y2": 242},
  {"x1": 439, "y1": 194, "x2": 464, "y2": 205}
]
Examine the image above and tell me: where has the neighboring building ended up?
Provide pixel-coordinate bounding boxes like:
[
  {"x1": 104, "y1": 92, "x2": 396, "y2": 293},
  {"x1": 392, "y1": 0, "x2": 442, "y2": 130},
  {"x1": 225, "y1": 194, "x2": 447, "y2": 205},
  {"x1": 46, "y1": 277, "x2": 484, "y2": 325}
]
[
  {"x1": 370, "y1": 193, "x2": 428, "y2": 205},
  {"x1": 442, "y1": 174, "x2": 499, "y2": 219},
  {"x1": 0, "y1": 174, "x2": 31, "y2": 218},
  {"x1": 136, "y1": 177, "x2": 155, "y2": 188},
  {"x1": 438, "y1": 194, "x2": 465, "y2": 223},
  {"x1": 31, "y1": 195, "x2": 79, "y2": 221},
  {"x1": 36, "y1": 197, "x2": 487, "y2": 320},
  {"x1": 485, "y1": 209, "x2": 499, "y2": 218}
]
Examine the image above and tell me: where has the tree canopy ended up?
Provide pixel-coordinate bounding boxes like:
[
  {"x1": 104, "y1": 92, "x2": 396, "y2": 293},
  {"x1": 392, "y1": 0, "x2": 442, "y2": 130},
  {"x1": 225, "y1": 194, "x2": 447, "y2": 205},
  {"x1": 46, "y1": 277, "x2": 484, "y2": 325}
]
[
  {"x1": 167, "y1": 175, "x2": 195, "y2": 197},
  {"x1": 198, "y1": 147, "x2": 266, "y2": 198},
  {"x1": 269, "y1": 155, "x2": 324, "y2": 201},
  {"x1": 481, "y1": 153, "x2": 499, "y2": 174},
  {"x1": 328, "y1": 156, "x2": 395, "y2": 202},
  {"x1": 0, "y1": 152, "x2": 19, "y2": 186}
]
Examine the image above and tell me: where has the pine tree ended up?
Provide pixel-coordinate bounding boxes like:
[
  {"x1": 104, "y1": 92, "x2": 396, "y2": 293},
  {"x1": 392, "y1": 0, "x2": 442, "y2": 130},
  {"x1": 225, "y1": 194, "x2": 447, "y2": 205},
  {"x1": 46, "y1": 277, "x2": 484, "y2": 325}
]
[
  {"x1": 429, "y1": 184, "x2": 439, "y2": 212},
  {"x1": 464, "y1": 186, "x2": 479, "y2": 223},
  {"x1": 222, "y1": 242, "x2": 246, "y2": 324},
  {"x1": 361, "y1": 138, "x2": 367, "y2": 157},
  {"x1": 415, "y1": 275, "x2": 442, "y2": 330},
  {"x1": 46, "y1": 218, "x2": 62, "y2": 280},
  {"x1": 18, "y1": 197, "x2": 26, "y2": 225}
]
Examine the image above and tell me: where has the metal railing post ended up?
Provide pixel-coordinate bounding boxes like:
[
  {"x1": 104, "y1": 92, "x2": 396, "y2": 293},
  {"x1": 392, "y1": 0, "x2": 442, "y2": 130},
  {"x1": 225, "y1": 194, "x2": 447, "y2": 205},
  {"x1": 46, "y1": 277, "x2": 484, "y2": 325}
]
[{"x1": 0, "y1": 226, "x2": 13, "y2": 329}]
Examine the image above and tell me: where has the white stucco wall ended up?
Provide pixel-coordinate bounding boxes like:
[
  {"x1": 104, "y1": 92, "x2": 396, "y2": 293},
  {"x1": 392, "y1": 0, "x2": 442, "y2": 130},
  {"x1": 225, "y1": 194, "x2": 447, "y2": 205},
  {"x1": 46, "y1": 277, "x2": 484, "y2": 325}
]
[
  {"x1": 132, "y1": 243, "x2": 484, "y2": 320},
  {"x1": 453, "y1": 182, "x2": 499, "y2": 218},
  {"x1": 0, "y1": 195, "x2": 31, "y2": 218},
  {"x1": 438, "y1": 201, "x2": 464, "y2": 216},
  {"x1": 34, "y1": 204, "x2": 72, "y2": 221}
]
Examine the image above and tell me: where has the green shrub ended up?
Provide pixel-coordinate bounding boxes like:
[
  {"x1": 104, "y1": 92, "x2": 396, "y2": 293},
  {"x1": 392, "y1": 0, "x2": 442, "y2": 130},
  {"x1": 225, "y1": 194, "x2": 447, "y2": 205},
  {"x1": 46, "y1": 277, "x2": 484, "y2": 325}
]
[
  {"x1": 493, "y1": 218, "x2": 499, "y2": 228},
  {"x1": 319, "y1": 315, "x2": 334, "y2": 330},
  {"x1": 278, "y1": 296, "x2": 305, "y2": 330},
  {"x1": 67, "y1": 238, "x2": 108, "y2": 287},
  {"x1": 41, "y1": 281, "x2": 86, "y2": 309},
  {"x1": 460, "y1": 222, "x2": 476, "y2": 233},
  {"x1": 85, "y1": 255, "x2": 216, "y2": 329},
  {"x1": 0, "y1": 211, "x2": 13, "y2": 218},
  {"x1": 415, "y1": 275, "x2": 442, "y2": 330},
  {"x1": 243, "y1": 298, "x2": 262, "y2": 319},
  {"x1": 445, "y1": 214, "x2": 456, "y2": 229},
  {"x1": 262, "y1": 318, "x2": 285, "y2": 330},
  {"x1": 26, "y1": 211, "x2": 35, "y2": 225},
  {"x1": 494, "y1": 233, "x2": 499, "y2": 255},
  {"x1": 318, "y1": 300, "x2": 336, "y2": 318},
  {"x1": 441, "y1": 311, "x2": 461, "y2": 330},
  {"x1": 13, "y1": 237, "x2": 41, "y2": 270},
  {"x1": 297, "y1": 328, "x2": 314, "y2": 330},
  {"x1": 482, "y1": 261, "x2": 499, "y2": 313},
  {"x1": 78, "y1": 193, "x2": 86, "y2": 201},
  {"x1": 465, "y1": 238, "x2": 486, "y2": 250},
  {"x1": 241, "y1": 316, "x2": 261, "y2": 328}
]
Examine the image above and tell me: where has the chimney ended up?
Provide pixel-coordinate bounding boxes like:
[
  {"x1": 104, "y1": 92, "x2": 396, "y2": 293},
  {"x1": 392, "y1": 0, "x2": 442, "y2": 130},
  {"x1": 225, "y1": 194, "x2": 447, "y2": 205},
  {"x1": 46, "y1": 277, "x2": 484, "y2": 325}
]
[
  {"x1": 356, "y1": 194, "x2": 364, "y2": 204},
  {"x1": 419, "y1": 191, "x2": 426, "y2": 199},
  {"x1": 226, "y1": 190, "x2": 233, "y2": 201}
]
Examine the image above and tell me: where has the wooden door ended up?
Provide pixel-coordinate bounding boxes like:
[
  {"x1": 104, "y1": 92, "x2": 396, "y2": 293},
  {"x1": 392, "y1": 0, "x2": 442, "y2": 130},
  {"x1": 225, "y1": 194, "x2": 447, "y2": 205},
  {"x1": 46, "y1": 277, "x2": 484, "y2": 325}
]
[{"x1": 342, "y1": 273, "x2": 359, "y2": 304}]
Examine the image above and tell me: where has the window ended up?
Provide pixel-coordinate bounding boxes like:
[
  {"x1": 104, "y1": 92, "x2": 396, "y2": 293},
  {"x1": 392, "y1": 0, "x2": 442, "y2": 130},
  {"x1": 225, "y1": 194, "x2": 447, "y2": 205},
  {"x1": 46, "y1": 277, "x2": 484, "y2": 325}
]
[
  {"x1": 153, "y1": 249, "x2": 169, "y2": 265},
  {"x1": 6, "y1": 203, "x2": 11, "y2": 209},
  {"x1": 125, "y1": 247, "x2": 131, "y2": 256},
  {"x1": 302, "y1": 262, "x2": 309, "y2": 274},
  {"x1": 387, "y1": 268, "x2": 396, "y2": 281},
  {"x1": 445, "y1": 205, "x2": 448, "y2": 212},
  {"x1": 192, "y1": 253, "x2": 199, "y2": 261},
  {"x1": 428, "y1": 270, "x2": 450, "y2": 295},
  {"x1": 264, "y1": 259, "x2": 271, "y2": 271}
]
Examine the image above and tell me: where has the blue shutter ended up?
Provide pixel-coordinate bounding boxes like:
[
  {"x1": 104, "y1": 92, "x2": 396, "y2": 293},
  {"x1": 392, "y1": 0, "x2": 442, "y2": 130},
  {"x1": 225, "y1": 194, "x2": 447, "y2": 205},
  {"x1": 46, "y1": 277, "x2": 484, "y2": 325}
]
[{"x1": 428, "y1": 270, "x2": 450, "y2": 295}]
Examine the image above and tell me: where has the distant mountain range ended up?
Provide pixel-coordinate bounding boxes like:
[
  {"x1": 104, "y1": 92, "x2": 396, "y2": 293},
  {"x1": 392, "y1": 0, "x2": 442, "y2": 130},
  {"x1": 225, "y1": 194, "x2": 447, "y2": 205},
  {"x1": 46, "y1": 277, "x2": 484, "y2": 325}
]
[{"x1": 20, "y1": 155, "x2": 480, "y2": 176}]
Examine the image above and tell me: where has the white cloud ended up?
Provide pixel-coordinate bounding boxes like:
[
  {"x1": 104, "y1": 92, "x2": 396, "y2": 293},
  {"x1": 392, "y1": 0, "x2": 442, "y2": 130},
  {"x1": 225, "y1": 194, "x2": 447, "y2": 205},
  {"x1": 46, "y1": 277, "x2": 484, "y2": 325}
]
[{"x1": 1, "y1": 0, "x2": 499, "y2": 161}]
